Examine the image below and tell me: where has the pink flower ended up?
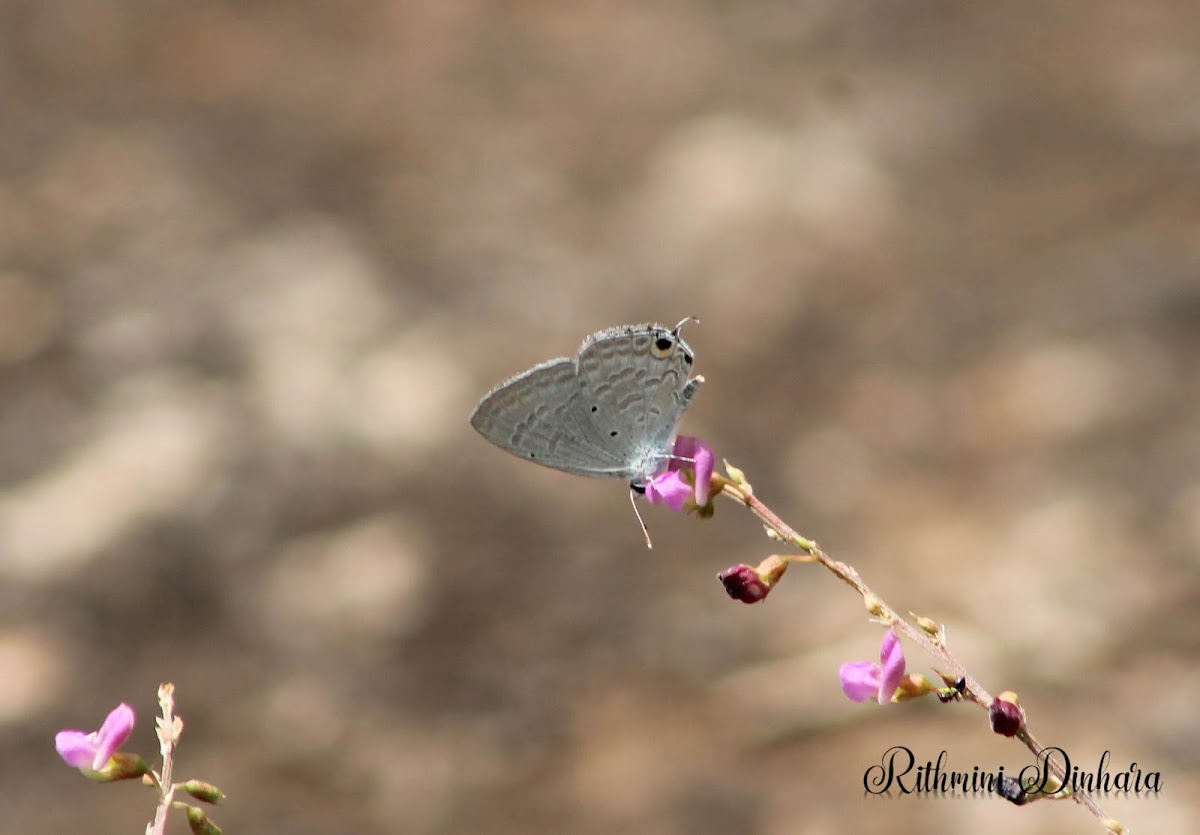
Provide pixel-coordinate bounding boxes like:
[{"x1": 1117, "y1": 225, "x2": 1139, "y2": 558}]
[
  {"x1": 56, "y1": 703, "x2": 135, "y2": 772},
  {"x1": 645, "y1": 435, "x2": 715, "y2": 511},
  {"x1": 839, "y1": 631, "x2": 906, "y2": 704},
  {"x1": 644, "y1": 471, "x2": 693, "y2": 511}
]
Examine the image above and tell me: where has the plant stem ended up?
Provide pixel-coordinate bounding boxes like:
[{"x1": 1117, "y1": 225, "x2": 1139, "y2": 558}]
[{"x1": 716, "y1": 478, "x2": 1115, "y2": 827}]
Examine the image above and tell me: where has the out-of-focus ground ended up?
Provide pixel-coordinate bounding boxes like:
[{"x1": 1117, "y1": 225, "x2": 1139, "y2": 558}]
[{"x1": 2, "y1": 2, "x2": 1198, "y2": 833}]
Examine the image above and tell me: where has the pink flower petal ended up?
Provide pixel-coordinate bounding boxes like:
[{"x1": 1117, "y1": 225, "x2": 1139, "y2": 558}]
[
  {"x1": 90, "y1": 703, "x2": 135, "y2": 770},
  {"x1": 839, "y1": 662, "x2": 882, "y2": 702},
  {"x1": 654, "y1": 436, "x2": 716, "y2": 510},
  {"x1": 877, "y1": 632, "x2": 906, "y2": 704},
  {"x1": 645, "y1": 471, "x2": 692, "y2": 511},
  {"x1": 691, "y1": 441, "x2": 714, "y2": 505},
  {"x1": 668, "y1": 436, "x2": 695, "y2": 472},
  {"x1": 55, "y1": 730, "x2": 97, "y2": 769}
]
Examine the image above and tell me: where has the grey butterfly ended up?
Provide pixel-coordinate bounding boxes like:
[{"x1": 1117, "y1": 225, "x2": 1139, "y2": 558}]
[{"x1": 469, "y1": 319, "x2": 704, "y2": 491}]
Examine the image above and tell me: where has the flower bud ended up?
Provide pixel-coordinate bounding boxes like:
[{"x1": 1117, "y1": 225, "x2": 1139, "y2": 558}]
[
  {"x1": 719, "y1": 555, "x2": 789, "y2": 603},
  {"x1": 913, "y1": 614, "x2": 941, "y2": 638},
  {"x1": 717, "y1": 564, "x2": 770, "y2": 603},
  {"x1": 989, "y1": 692, "x2": 1025, "y2": 737},
  {"x1": 185, "y1": 804, "x2": 223, "y2": 835},
  {"x1": 182, "y1": 780, "x2": 226, "y2": 805},
  {"x1": 723, "y1": 460, "x2": 750, "y2": 490},
  {"x1": 863, "y1": 594, "x2": 885, "y2": 618}
]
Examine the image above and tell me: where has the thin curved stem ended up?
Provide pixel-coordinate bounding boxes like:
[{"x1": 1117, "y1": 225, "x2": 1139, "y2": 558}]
[{"x1": 715, "y1": 477, "x2": 1115, "y2": 827}]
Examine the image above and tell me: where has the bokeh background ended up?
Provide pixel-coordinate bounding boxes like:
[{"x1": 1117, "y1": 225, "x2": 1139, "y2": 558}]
[{"x1": 2, "y1": 2, "x2": 1198, "y2": 833}]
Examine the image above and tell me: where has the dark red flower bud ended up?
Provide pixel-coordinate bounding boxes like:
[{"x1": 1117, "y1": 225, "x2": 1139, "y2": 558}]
[
  {"x1": 717, "y1": 564, "x2": 771, "y2": 603},
  {"x1": 989, "y1": 692, "x2": 1025, "y2": 737}
]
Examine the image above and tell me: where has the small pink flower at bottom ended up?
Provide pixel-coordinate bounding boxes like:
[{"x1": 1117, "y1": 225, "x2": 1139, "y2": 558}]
[
  {"x1": 645, "y1": 435, "x2": 715, "y2": 511},
  {"x1": 56, "y1": 703, "x2": 135, "y2": 772},
  {"x1": 840, "y1": 631, "x2": 906, "y2": 705}
]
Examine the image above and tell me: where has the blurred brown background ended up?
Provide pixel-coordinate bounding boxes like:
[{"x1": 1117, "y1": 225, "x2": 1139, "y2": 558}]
[{"x1": 2, "y1": 2, "x2": 1198, "y2": 833}]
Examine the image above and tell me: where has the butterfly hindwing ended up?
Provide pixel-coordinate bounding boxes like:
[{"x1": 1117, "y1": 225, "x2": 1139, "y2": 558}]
[
  {"x1": 469, "y1": 357, "x2": 628, "y2": 477},
  {"x1": 575, "y1": 323, "x2": 700, "y2": 484}
]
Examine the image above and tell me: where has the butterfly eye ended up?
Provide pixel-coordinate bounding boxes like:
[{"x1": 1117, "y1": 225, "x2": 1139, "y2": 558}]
[{"x1": 650, "y1": 332, "x2": 676, "y2": 358}]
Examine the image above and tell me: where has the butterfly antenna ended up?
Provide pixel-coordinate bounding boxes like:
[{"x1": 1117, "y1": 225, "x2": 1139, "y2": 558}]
[
  {"x1": 629, "y1": 487, "x2": 653, "y2": 549},
  {"x1": 673, "y1": 315, "x2": 699, "y2": 336}
]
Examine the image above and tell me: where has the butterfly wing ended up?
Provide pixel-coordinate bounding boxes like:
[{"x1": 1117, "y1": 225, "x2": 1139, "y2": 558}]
[
  {"x1": 470, "y1": 357, "x2": 630, "y2": 478},
  {"x1": 574, "y1": 323, "x2": 702, "y2": 486}
]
